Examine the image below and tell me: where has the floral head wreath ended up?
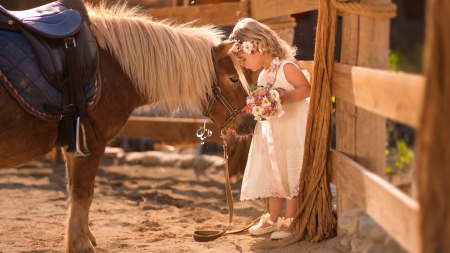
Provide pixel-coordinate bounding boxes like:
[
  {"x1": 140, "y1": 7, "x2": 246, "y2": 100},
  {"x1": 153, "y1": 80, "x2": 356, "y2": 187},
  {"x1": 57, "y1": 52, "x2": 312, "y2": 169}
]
[{"x1": 231, "y1": 40, "x2": 262, "y2": 54}]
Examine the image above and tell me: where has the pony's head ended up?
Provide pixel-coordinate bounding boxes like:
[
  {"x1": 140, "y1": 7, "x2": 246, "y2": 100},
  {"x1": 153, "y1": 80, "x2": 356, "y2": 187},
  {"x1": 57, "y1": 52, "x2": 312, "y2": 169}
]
[{"x1": 205, "y1": 41, "x2": 256, "y2": 136}]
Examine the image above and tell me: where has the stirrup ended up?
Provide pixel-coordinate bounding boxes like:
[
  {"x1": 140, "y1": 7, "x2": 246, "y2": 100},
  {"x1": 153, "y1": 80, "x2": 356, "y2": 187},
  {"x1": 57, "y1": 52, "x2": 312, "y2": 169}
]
[{"x1": 74, "y1": 117, "x2": 91, "y2": 157}]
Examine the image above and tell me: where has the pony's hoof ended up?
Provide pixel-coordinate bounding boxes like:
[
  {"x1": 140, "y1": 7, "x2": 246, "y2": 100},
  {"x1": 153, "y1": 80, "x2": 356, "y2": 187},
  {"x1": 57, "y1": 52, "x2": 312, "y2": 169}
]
[
  {"x1": 66, "y1": 237, "x2": 96, "y2": 253},
  {"x1": 88, "y1": 229, "x2": 97, "y2": 246}
]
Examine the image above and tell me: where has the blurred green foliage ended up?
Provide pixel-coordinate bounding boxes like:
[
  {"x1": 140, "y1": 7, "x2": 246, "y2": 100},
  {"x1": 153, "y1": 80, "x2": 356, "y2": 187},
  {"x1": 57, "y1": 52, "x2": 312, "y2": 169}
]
[
  {"x1": 385, "y1": 121, "x2": 414, "y2": 176},
  {"x1": 388, "y1": 43, "x2": 423, "y2": 74},
  {"x1": 385, "y1": 46, "x2": 420, "y2": 176}
]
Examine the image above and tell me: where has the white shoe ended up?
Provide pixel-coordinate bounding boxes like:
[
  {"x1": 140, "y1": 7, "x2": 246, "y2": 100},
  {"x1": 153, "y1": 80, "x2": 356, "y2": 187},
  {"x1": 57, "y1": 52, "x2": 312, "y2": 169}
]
[
  {"x1": 270, "y1": 217, "x2": 294, "y2": 240},
  {"x1": 249, "y1": 213, "x2": 281, "y2": 236}
]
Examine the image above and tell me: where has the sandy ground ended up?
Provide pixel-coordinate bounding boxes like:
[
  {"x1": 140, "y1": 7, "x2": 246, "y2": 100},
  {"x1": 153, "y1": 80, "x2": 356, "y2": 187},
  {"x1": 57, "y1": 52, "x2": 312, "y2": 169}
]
[{"x1": 0, "y1": 152, "x2": 347, "y2": 253}]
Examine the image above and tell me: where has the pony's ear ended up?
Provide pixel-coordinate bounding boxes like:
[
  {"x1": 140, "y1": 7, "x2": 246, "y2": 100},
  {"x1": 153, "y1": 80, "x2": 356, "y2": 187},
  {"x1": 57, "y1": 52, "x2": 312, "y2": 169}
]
[{"x1": 214, "y1": 41, "x2": 235, "y2": 60}]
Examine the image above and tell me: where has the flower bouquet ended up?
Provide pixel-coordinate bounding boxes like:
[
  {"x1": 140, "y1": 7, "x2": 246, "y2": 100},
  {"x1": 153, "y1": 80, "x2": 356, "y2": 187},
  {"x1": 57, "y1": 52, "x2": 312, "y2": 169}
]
[{"x1": 245, "y1": 86, "x2": 282, "y2": 121}]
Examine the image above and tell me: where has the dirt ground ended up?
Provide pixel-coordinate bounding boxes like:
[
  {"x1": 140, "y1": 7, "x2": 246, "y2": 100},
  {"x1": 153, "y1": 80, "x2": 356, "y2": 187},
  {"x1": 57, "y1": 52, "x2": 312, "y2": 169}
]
[{"x1": 0, "y1": 151, "x2": 347, "y2": 253}]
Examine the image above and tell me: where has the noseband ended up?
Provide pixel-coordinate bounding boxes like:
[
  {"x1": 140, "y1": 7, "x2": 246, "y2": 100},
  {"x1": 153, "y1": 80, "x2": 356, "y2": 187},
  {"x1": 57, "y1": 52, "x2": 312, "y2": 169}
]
[{"x1": 203, "y1": 82, "x2": 245, "y2": 130}]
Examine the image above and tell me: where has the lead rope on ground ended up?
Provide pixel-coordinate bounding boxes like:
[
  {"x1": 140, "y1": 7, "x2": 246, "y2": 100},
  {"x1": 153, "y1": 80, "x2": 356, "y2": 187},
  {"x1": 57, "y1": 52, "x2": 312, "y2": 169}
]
[
  {"x1": 192, "y1": 129, "x2": 266, "y2": 242},
  {"x1": 192, "y1": 129, "x2": 234, "y2": 242}
]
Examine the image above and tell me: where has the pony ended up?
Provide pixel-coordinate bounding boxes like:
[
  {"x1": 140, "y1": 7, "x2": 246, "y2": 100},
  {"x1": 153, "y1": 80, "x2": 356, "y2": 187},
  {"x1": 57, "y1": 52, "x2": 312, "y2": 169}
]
[{"x1": 0, "y1": 3, "x2": 255, "y2": 252}]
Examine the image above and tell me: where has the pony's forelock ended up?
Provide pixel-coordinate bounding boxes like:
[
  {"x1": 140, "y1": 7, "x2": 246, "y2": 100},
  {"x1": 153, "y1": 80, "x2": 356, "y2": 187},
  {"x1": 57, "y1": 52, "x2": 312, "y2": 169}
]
[{"x1": 87, "y1": 2, "x2": 226, "y2": 113}]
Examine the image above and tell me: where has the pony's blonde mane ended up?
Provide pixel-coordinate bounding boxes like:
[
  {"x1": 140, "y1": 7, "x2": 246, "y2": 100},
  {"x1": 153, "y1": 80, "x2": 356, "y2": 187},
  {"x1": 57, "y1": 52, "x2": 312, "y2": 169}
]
[{"x1": 87, "y1": 3, "x2": 225, "y2": 112}]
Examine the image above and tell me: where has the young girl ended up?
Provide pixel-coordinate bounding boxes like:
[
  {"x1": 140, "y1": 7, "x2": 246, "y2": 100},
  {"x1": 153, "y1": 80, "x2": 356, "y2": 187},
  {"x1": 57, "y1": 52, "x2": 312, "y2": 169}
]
[{"x1": 229, "y1": 18, "x2": 311, "y2": 240}]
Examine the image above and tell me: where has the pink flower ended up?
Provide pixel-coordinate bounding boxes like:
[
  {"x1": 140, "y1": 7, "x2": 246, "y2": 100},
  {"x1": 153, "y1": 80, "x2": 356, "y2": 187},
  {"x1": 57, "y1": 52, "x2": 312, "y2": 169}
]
[
  {"x1": 245, "y1": 86, "x2": 282, "y2": 121},
  {"x1": 254, "y1": 97, "x2": 263, "y2": 106},
  {"x1": 262, "y1": 107, "x2": 273, "y2": 117},
  {"x1": 245, "y1": 104, "x2": 253, "y2": 114},
  {"x1": 267, "y1": 76, "x2": 275, "y2": 85}
]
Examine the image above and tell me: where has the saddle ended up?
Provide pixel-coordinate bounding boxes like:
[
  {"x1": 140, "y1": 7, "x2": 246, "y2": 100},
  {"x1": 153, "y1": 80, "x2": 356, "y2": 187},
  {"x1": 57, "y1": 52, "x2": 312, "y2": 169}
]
[{"x1": 0, "y1": 0, "x2": 99, "y2": 156}]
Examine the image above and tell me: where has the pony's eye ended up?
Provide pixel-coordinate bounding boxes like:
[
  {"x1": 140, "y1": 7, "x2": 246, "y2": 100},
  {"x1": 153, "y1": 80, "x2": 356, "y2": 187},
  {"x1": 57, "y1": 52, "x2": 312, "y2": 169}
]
[{"x1": 229, "y1": 77, "x2": 239, "y2": 83}]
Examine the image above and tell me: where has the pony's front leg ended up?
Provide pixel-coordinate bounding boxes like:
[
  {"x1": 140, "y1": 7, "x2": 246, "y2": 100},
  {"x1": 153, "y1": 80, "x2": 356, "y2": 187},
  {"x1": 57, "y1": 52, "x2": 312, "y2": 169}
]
[{"x1": 64, "y1": 148, "x2": 104, "y2": 253}]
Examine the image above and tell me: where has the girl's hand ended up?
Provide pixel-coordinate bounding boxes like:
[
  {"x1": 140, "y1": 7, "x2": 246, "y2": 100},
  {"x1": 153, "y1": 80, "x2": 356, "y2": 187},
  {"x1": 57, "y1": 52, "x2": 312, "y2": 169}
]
[
  {"x1": 274, "y1": 88, "x2": 287, "y2": 104},
  {"x1": 275, "y1": 88, "x2": 285, "y2": 94}
]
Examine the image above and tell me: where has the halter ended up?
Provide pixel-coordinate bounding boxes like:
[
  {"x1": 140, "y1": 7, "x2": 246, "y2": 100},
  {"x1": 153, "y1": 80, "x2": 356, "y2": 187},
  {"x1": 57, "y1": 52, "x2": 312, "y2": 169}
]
[{"x1": 203, "y1": 82, "x2": 245, "y2": 130}]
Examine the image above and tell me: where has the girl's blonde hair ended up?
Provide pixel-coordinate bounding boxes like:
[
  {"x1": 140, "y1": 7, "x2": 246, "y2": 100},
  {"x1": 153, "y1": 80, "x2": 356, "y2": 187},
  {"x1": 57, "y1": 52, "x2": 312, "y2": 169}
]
[{"x1": 229, "y1": 18, "x2": 297, "y2": 60}]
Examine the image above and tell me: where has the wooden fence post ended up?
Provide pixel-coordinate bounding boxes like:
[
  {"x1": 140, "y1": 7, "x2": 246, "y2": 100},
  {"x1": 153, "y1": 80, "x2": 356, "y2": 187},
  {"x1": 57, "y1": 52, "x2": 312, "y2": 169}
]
[
  {"x1": 416, "y1": 0, "x2": 450, "y2": 251},
  {"x1": 335, "y1": 6, "x2": 359, "y2": 228},
  {"x1": 335, "y1": 0, "x2": 390, "y2": 234}
]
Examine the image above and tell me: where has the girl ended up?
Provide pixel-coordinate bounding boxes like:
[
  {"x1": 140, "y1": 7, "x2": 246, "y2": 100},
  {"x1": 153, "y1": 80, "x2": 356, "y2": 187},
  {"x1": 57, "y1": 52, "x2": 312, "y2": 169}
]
[{"x1": 229, "y1": 18, "x2": 311, "y2": 240}]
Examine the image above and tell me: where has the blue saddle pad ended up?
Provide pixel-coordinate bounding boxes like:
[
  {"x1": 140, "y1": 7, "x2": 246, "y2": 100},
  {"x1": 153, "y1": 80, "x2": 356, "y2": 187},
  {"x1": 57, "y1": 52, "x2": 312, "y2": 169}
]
[{"x1": 0, "y1": 30, "x2": 96, "y2": 122}]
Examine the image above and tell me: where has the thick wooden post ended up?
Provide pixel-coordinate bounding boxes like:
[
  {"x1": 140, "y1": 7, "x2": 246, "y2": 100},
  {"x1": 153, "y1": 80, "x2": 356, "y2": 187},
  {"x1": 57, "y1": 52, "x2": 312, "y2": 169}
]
[
  {"x1": 416, "y1": 0, "x2": 450, "y2": 252},
  {"x1": 353, "y1": 0, "x2": 388, "y2": 176},
  {"x1": 335, "y1": 0, "x2": 389, "y2": 233},
  {"x1": 335, "y1": 8, "x2": 359, "y2": 227}
]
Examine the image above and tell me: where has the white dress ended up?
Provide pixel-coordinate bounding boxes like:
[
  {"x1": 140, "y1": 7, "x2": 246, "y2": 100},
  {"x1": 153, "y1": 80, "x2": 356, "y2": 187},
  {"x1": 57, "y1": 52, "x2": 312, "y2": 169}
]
[{"x1": 240, "y1": 60, "x2": 310, "y2": 201}]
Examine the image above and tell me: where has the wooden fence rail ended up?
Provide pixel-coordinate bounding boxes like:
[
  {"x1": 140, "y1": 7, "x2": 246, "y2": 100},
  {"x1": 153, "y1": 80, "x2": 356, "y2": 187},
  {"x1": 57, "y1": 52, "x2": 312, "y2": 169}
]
[
  {"x1": 146, "y1": 0, "x2": 319, "y2": 26},
  {"x1": 116, "y1": 116, "x2": 222, "y2": 142}
]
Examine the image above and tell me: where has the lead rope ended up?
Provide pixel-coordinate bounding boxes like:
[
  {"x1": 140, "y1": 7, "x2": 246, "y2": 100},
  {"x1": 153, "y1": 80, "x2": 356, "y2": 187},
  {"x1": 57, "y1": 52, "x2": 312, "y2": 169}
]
[{"x1": 192, "y1": 129, "x2": 264, "y2": 241}]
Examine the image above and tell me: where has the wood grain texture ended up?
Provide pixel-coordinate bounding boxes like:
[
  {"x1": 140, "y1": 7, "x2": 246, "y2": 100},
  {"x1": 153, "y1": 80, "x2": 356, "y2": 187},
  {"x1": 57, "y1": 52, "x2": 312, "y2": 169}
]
[
  {"x1": 335, "y1": 8, "x2": 360, "y2": 227},
  {"x1": 332, "y1": 63, "x2": 425, "y2": 129},
  {"x1": 249, "y1": 0, "x2": 318, "y2": 21},
  {"x1": 331, "y1": 150, "x2": 421, "y2": 253},
  {"x1": 146, "y1": 2, "x2": 240, "y2": 26},
  {"x1": 117, "y1": 116, "x2": 222, "y2": 142}
]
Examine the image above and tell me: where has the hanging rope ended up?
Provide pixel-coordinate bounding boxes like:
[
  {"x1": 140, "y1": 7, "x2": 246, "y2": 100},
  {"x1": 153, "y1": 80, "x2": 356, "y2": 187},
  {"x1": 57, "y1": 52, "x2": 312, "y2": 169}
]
[
  {"x1": 285, "y1": 0, "x2": 338, "y2": 244},
  {"x1": 332, "y1": 0, "x2": 397, "y2": 19}
]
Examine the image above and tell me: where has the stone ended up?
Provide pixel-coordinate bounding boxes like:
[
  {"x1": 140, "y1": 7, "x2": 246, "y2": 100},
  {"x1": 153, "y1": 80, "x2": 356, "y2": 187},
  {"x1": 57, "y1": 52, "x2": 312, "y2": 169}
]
[
  {"x1": 140, "y1": 152, "x2": 162, "y2": 166},
  {"x1": 351, "y1": 233, "x2": 372, "y2": 252},
  {"x1": 363, "y1": 243, "x2": 386, "y2": 253},
  {"x1": 176, "y1": 154, "x2": 196, "y2": 168},
  {"x1": 358, "y1": 216, "x2": 376, "y2": 237},
  {"x1": 340, "y1": 234, "x2": 353, "y2": 246},
  {"x1": 125, "y1": 151, "x2": 147, "y2": 164},
  {"x1": 338, "y1": 207, "x2": 364, "y2": 234},
  {"x1": 383, "y1": 237, "x2": 408, "y2": 253},
  {"x1": 368, "y1": 224, "x2": 387, "y2": 243}
]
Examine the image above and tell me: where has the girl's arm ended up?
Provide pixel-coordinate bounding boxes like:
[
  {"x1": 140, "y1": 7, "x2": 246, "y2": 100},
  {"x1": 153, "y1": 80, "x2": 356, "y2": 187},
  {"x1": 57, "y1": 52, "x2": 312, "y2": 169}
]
[{"x1": 276, "y1": 63, "x2": 311, "y2": 104}]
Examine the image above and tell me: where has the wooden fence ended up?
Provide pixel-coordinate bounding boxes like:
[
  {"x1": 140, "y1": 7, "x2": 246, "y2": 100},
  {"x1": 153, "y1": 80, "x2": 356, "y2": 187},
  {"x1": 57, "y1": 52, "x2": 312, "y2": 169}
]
[
  {"x1": 116, "y1": 116, "x2": 222, "y2": 142},
  {"x1": 112, "y1": 0, "x2": 448, "y2": 252}
]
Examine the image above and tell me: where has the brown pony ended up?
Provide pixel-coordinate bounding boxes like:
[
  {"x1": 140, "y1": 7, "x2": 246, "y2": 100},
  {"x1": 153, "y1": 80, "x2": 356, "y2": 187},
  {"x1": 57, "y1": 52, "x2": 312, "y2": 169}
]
[{"x1": 0, "y1": 3, "x2": 254, "y2": 253}]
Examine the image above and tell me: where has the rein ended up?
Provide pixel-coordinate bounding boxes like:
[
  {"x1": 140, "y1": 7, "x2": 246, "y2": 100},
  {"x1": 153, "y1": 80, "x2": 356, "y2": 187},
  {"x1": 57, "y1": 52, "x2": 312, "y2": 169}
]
[{"x1": 194, "y1": 84, "x2": 258, "y2": 241}]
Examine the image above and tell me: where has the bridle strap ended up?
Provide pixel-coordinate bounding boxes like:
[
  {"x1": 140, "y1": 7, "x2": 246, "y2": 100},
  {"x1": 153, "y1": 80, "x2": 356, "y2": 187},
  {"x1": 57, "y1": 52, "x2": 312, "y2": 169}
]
[{"x1": 203, "y1": 84, "x2": 245, "y2": 130}]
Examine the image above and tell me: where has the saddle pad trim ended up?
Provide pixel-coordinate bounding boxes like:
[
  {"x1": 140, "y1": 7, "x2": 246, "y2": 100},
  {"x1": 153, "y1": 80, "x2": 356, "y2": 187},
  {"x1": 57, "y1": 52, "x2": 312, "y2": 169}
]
[
  {"x1": 0, "y1": 70, "x2": 101, "y2": 122},
  {"x1": 87, "y1": 71, "x2": 101, "y2": 112},
  {"x1": 0, "y1": 70, "x2": 61, "y2": 121}
]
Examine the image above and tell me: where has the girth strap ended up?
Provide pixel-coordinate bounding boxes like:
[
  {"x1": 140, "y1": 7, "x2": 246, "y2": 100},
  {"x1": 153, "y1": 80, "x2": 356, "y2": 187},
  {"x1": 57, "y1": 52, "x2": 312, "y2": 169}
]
[
  {"x1": 65, "y1": 37, "x2": 86, "y2": 119},
  {"x1": 63, "y1": 37, "x2": 86, "y2": 152}
]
